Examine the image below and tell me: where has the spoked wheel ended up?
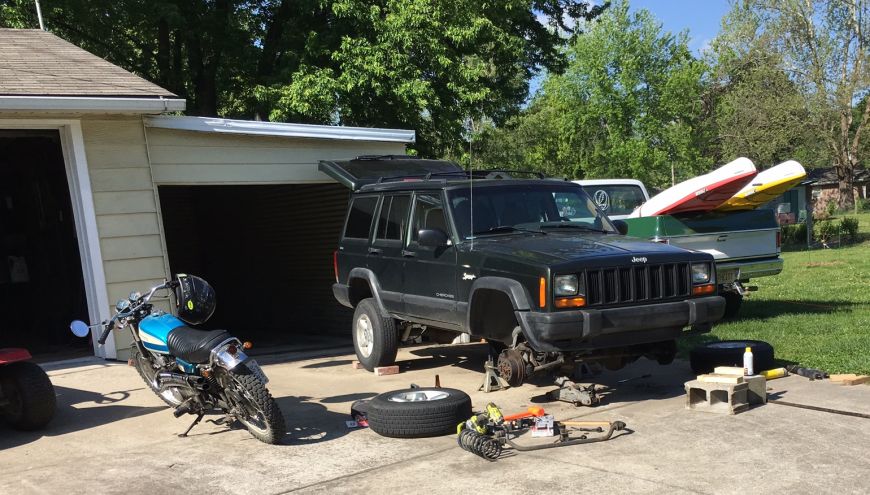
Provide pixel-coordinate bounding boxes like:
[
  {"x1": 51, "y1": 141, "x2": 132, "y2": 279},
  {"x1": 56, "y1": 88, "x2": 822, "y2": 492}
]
[
  {"x1": 224, "y1": 364, "x2": 286, "y2": 444},
  {"x1": 498, "y1": 349, "x2": 526, "y2": 387},
  {"x1": 131, "y1": 348, "x2": 187, "y2": 407}
]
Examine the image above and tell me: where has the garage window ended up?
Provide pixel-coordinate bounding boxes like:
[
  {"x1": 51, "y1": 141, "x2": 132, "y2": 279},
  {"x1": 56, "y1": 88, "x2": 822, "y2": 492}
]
[{"x1": 344, "y1": 196, "x2": 378, "y2": 239}]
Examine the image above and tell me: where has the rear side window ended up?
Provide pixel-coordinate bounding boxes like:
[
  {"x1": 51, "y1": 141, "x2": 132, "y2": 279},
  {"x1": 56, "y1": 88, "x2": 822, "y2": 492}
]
[
  {"x1": 344, "y1": 196, "x2": 378, "y2": 239},
  {"x1": 376, "y1": 195, "x2": 411, "y2": 241}
]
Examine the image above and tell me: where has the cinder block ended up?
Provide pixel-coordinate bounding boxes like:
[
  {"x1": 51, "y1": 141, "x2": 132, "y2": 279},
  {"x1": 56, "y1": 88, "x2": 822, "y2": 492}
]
[
  {"x1": 351, "y1": 361, "x2": 364, "y2": 370},
  {"x1": 743, "y1": 375, "x2": 767, "y2": 405},
  {"x1": 685, "y1": 379, "x2": 749, "y2": 415},
  {"x1": 374, "y1": 365, "x2": 400, "y2": 376}
]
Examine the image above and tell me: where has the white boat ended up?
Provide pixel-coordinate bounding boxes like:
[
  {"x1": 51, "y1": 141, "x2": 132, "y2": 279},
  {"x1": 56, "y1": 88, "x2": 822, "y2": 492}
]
[{"x1": 629, "y1": 157, "x2": 758, "y2": 217}]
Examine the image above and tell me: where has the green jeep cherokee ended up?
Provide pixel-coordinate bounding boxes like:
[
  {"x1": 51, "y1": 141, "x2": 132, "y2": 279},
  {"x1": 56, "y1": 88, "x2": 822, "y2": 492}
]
[{"x1": 321, "y1": 156, "x2": 725, "y2": 385}]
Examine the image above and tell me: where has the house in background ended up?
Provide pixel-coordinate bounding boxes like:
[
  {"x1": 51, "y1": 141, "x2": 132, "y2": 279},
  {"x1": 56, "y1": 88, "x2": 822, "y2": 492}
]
[
  {"x1": 0, "y1": 28, "x2": 414, "y2": 361},
  {"x1": 805, "y1": 167, "x2": 870, "y2": 216}
]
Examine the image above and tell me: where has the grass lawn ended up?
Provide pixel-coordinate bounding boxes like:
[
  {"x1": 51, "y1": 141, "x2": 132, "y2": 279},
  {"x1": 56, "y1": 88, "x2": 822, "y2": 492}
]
[{"x1": 681, "y1": 214, "x2": 870, "y2": 374}]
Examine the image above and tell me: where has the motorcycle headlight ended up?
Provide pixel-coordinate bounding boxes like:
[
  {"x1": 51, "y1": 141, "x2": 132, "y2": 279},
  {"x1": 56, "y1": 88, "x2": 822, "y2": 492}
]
[
  {"x1": 554, "y1": 274, "x2": 584, "y2": 296},
  {"x1": 691, "y1": 263, "x2": 712, "y2": 285}
]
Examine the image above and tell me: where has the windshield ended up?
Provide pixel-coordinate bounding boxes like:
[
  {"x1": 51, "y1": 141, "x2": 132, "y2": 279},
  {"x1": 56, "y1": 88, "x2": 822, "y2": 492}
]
[
  {"x1": 580, "y1": 185, "x2": 646, "y2": 216},
  {"x1": 447, "y1": 184, "x2": 617, "y2": 239}
]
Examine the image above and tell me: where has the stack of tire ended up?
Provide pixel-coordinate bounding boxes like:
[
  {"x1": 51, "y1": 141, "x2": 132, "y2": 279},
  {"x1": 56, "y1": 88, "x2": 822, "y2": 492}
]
[
  {"x1": 364, "y1": 387, "x2": 471, "y2": 438},
  {"x1": 689, "y1": 340, "x2": 775, "y2": 375}
]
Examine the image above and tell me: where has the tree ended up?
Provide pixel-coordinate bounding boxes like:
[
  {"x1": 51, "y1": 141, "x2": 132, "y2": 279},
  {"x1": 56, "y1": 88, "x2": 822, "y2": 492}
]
[
  {"x1": 473, "y1": 0, "x2": 711, "y2": 189},
  {"x1": 0, "y1": 0, "x2": 606, "y2": 156},
  {"x1": 746, "y1": 0, "x2": 870, "y2": 210},
  {"x1": 707, "y1": 4, "x2": 829, "y2": 168}
]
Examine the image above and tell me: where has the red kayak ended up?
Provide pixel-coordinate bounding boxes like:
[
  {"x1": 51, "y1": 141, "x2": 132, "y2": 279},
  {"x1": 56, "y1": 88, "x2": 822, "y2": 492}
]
[{"x1": 630, "y1": 158, "x2": 758, "y2": 217}]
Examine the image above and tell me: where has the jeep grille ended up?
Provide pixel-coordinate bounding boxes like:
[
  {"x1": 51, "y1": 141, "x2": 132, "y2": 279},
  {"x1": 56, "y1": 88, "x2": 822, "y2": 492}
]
[{"x1": 585, "y1": 263, "x2": 691, "y2": 306}]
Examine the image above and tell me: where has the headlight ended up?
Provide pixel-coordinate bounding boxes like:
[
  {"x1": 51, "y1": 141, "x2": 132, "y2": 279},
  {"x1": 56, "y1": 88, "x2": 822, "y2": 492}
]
[
  {"x1": 691, "y1": 263, "x2": 711, "y2": 284},
  {"x1": 554, "y1": 274, "x2": 584, "y2": 296}
]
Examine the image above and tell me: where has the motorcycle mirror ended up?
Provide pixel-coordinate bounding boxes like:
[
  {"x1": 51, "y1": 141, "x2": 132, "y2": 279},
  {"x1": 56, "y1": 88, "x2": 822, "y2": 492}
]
[{"x1": 70, "y1": 320, "x2": 91, "y2": 338}]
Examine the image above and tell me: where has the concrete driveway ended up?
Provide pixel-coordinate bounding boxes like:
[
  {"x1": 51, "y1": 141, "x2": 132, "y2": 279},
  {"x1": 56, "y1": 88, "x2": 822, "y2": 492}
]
[{"x1": 1, "y1": 343, "x2": 868, "y2": 494}]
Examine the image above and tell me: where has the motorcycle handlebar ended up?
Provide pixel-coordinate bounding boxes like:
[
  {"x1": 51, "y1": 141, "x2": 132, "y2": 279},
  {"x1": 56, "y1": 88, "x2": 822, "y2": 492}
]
[{"x1": 97, "y1": 319, "x2": 115, "y2": 345}]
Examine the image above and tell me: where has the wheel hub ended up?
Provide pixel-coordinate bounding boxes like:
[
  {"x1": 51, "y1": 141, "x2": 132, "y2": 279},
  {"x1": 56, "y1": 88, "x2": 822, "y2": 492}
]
[{"x1": 355, "y1": 314, "x2": 374, "y2": 358}]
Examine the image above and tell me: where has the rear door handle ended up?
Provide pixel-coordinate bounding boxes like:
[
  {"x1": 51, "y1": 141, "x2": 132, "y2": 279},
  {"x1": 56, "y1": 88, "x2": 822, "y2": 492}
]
[
  {"x1": 368, "y1": 247, "x2": 382, "y2": 255},
  {"x1": 401, "y1": 250, "x2": 417, "y2": 258}
]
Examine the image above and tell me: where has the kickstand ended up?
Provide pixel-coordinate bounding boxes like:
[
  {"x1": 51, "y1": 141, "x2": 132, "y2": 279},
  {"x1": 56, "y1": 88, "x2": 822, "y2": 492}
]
[
  {"x1": 480, "y1": 358, "x2": 510, "y2": 393},
  {"x1": 178, "y1": 412, "x2": 204, "y2": 438}
]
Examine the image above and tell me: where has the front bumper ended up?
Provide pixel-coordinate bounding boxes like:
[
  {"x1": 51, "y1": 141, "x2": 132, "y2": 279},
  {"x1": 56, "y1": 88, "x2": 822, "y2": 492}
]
[{"x1": 517, "y1": 296, "x2": 725, "y2": 352}]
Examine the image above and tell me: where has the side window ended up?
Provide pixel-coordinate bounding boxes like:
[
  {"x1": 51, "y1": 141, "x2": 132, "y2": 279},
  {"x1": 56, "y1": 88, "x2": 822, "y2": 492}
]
[
  {"x1": 375, "y1": 195, "x2": 411, "y2": 241},
  {"x1": 411, "y1": 193, "x2": 448, "y2": 242},
  {"x1": 343, "y1": 196, "x2": 378, "y2": 239}
]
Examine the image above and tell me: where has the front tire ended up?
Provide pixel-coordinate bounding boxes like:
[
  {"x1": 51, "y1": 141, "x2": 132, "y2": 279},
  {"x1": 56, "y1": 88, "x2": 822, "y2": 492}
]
[
  {"x1": 352, "y1": 298, "x2": 398, "y2": 371},
  {"x1": 722, "y1": 291, "x2": 744, "y2": 319},
  {"x1": 226, "y1": 364, "x2": 286, "y2": 444},
  {"x1": 0, "y1": 361, "x2": 56, "y2": 431}
]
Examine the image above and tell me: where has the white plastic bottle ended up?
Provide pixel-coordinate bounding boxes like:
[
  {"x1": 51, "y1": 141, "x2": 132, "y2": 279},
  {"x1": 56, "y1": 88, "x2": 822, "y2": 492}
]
[{"x1": 743, "y1": 346, "x2": 754, "y2": 376}]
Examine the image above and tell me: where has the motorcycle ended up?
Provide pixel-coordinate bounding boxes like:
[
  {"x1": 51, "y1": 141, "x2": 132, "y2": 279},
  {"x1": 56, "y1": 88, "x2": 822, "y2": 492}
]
[{"x1": 70, "y1": 274, "x2": 285, "y2": 444}]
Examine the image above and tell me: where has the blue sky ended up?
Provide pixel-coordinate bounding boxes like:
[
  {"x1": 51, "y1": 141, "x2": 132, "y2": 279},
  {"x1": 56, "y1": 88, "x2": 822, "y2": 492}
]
[{"x1": 629, "y1": 0, "x2": 732, "y2": 54}]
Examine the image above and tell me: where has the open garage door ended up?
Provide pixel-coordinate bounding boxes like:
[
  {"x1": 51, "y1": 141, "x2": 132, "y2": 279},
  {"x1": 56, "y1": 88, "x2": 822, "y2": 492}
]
[
  {"x1": 158, "y1": 184, "x2": 352, "y2": 346},
  {"x1": 0, "y1": 130, "x2": 90, "y2": 356}
]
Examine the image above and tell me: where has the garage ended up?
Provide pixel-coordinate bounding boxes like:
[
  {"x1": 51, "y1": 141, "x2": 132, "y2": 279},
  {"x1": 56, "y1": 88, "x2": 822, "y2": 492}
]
[
  {"x1": 157, "y1": 183, "x2": 352, "y2": 345},
  {"x1": 0, "y1": 130, "x2": 89, "y2": 355}
]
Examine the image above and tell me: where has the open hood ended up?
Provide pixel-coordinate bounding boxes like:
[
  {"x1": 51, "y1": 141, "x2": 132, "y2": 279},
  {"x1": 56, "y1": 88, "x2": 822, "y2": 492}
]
[{"x1": 318, "y1": 155, "x2": 463, "y2": 190}]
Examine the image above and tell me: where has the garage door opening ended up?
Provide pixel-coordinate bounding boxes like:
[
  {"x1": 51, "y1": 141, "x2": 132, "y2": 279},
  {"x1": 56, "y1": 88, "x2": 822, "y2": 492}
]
[
  {"x1": 0, "y1": 130, "x2": 90, "y2": 356},
  {"x1": 158, "y1": 184, "x2": 353, "y2": 347}
]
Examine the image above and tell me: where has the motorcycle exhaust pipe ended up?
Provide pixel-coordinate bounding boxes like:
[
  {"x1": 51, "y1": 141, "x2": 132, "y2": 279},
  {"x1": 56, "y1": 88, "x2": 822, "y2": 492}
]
[{"x1": 157, "y1": 372, "x2": 211, "y2": 391}]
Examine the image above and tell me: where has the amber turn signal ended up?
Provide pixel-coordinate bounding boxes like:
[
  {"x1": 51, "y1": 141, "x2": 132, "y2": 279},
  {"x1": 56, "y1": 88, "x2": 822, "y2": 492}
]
[
  {"x1": 692, "y1": 284, "x2": 716, "y2": 295},
  {"x1": 539, "y1": 277, "x2": 547, "y2": 308},
  {"x1": 243, "y1": 341, "x2": 253, "y2": 350},
  {"x1": 554, "y1": 297, "x2": 586, "y2": 308}
]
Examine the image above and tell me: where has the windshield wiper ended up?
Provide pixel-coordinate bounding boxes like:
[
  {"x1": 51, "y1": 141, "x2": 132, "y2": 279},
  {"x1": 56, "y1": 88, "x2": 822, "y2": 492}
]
[
  {"x1": 471, "y1": 225, "x2": 546, "y2": 237},
  {"x1": 539, "y1": 223, "x2": 611, "y2": 234}
]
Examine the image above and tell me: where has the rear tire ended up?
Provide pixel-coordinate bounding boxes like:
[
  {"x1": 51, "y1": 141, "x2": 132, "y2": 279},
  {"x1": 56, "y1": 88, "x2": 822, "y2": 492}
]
[
  {"x1": 690, "y1": 340, "x2": 775, "y2": 375},
  {"x1": 227, "y1": 364, "x2": 286, "y2": 444},
  {"x1": 0, "y1": 361, "x2": 56, "y2": 431},
  {"x1": 352, "y1": 298, "x2": 398, "y2": 371}
]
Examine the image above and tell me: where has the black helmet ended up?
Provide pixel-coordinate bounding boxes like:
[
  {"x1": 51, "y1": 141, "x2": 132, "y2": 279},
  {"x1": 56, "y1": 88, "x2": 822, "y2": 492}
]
[{"x1": 174, "y1": 274, "x2": 216, "y2": 325}]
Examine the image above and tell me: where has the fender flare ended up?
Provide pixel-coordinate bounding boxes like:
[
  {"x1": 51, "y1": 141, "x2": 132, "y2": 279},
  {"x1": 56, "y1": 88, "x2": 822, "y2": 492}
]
[
  {"x1": 346, "y1": 268, "x2": 390, "y2": 318},
  {"x1": 465, "y1": 277, "x2": 533, "y2": 337}
]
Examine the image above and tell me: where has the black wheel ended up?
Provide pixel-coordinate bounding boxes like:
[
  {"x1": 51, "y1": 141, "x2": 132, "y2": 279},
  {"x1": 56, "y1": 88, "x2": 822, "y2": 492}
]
[
  {"x1": 0, "y1": 361, "x2": 56, "y2": 431},
  {"x1": 690, "y1": 340, "x2": 775, "y2": 375},
  {"x1": 366, "y1": 387, "x2": 472, "y2": 438},
  {"x1": 131, "y1": 348, "x2": 187, "y2": 408},
  {"x1": 225, "y1": 364, "x2": 286, "y2": 444},
  {"x1": 352, "y1": 298, "x2": 398, "y2": 371},
  {"x1": 722, "y1": 291, "x2": 743, "y2": 319},
  {"x1": 497, "y1": 350, "x2": 526, "y2": 386}
]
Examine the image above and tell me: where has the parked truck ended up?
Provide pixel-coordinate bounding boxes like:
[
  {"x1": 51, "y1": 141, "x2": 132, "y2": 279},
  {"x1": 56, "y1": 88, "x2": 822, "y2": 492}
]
[{"x1": 575, "y1": 179, "x2": 783, "y2": 318}]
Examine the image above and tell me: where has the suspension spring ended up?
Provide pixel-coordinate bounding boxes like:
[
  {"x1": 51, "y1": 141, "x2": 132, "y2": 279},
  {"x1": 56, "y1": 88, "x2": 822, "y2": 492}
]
[{"x1": 457, "y1": 428, "x2": 502, "y2": 461}]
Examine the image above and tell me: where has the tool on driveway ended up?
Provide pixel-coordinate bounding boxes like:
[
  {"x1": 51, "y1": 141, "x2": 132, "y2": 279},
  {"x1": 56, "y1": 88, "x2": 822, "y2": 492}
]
[
  {"x1": 480, "y1": 358, "x2": 510, "y2": 393},
  {"x1": 759, "y1": 367, "x2": 788, "y2": 380},
  {"x1": 547, "y1": 376, "x2": 601, "y2": 406},
  {"x1": 786, "y1": 365, "x2": 828, "y2": 381},
  {"x1": 457, "y1": 402, "x2": 627, "y2": 461}
]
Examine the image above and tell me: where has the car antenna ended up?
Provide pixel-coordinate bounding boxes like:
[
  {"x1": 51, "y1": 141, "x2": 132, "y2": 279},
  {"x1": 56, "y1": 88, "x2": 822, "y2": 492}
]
[{"x1": 468, "y1": 116, "x2": 476, "y2": 250}]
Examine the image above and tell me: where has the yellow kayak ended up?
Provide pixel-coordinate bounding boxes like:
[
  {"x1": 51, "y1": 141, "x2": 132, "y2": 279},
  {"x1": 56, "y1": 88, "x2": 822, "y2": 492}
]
[{"x1": 716, "y1": 160, "x2": 806, "y2": 211}]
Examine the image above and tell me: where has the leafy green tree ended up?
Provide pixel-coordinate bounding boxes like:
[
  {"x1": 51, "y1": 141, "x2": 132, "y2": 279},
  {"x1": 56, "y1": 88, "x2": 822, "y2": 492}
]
[
  {"x1": 474, "y1": 0, "x2": 711, "y2": 189},
  {"x1": 0, "y1": 0, "x2": 606, "y2": 156},
  {"x1": 706, "y1": 4, "x2": 829, "y2": 168}
]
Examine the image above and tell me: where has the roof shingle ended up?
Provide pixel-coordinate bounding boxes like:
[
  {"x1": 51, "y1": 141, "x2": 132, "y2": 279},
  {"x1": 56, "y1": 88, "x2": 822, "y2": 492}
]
[{"x1": 0, "y1": 28, "x2": 176, "y2": 98}]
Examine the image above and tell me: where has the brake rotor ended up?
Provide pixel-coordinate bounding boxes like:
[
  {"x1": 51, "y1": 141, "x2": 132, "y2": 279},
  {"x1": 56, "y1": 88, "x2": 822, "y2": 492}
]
[{"x1": 497, "y1": 350, "x2": 526, "y2": 387}]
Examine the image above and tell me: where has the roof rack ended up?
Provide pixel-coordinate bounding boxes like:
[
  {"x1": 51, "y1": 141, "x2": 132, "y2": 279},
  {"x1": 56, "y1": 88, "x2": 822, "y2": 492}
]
[
  {"x1": 352, "y1": 154, "x2": 417, "y2": 161},
  {"x1": 374, "y1": 169, "x2": 546, "y2": 184}
]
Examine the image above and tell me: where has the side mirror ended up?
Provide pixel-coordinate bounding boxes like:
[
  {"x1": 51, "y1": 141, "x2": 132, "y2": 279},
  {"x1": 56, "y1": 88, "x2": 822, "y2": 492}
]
[
  {"x1": 417, "y1": 228, "x2": 449, "y2": 247},
  {"x1": 70, "y1": 320, "x2": 91, "y2": 337},
  {"x1": 612, "y1": 220, "x2": 629, "y2": 236}
]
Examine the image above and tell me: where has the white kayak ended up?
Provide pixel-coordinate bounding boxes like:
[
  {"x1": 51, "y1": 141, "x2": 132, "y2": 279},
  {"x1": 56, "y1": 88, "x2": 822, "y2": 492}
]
[{"x1": 629, "y1": 157, "x2": 758, "y2": 217}]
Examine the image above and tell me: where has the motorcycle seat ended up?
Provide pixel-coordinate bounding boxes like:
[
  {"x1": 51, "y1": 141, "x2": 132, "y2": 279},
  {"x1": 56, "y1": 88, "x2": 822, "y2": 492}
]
[{"x1": 166, "y1": 326, "x2": 231, "y2": 364}]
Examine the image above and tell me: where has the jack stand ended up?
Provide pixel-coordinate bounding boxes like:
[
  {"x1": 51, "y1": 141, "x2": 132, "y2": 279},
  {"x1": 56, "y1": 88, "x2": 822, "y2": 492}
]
[
  {"x1": 178, "y1": 412, "x2": 204, "y2": 437},
  {"x1": 547, "y1": 376, "x2": 600, "y2": 406},
  {"x1": 480, "y1": 358, "x2": 510, "y2": 393}
]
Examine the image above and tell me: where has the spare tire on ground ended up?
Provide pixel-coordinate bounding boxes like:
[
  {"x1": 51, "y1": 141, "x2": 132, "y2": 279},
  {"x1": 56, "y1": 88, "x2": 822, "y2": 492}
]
[
  {"x1": 366, "y1": 387, "x2": 472, "y2": 438},
  {"x1": 689, "y1": 340, "x2": 775, "y2": 375}
]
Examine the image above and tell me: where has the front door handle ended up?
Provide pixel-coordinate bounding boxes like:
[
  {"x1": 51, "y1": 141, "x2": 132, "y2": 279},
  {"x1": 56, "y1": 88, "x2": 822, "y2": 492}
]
[
  {"x1": 368, "y1": 247, "x2": 382, "y2": 255},
  {"x1": 401, "y1": 250, "x2": 417, "y2": 258}
]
